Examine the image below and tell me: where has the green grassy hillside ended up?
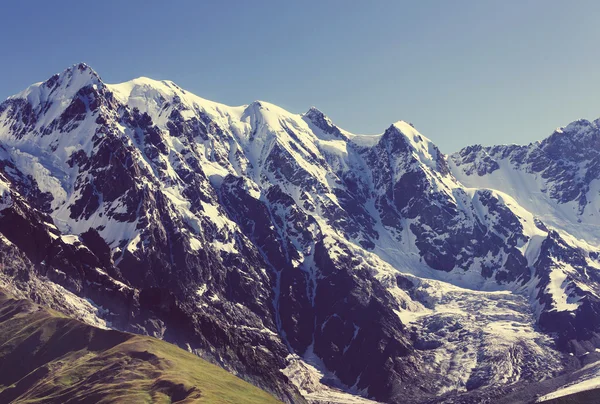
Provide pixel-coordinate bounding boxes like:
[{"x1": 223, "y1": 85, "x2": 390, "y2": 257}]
[{"x1": 0, "y1": 289, "x2": 281, "y2": 403}]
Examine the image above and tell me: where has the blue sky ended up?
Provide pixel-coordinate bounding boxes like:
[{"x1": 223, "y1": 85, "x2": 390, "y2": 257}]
[{"x1": 1, "y1": 1, "x2": 599, "y2": 152}]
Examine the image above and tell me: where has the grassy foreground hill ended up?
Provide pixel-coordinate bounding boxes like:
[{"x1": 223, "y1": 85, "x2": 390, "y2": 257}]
[{"x1": 0, "y1": 289, "x2": 281, "y2": 403}]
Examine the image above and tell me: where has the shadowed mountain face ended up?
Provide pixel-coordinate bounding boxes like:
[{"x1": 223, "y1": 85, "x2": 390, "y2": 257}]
[
  {"x1": 0, "y1": 289, "x2": 281, "y2": 404},
  {"x1": 1, "y1": 63, "x2": 600, "y2": 403}
]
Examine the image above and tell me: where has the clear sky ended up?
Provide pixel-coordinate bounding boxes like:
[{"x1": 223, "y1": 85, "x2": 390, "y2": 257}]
[{"x1": 1, "y1": 1, "x2": 600, "y2": 152}]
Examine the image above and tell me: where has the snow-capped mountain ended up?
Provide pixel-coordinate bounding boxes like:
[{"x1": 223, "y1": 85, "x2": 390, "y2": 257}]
[{"x1": 1, "y1": 63, "x2": 600, "y2": 403}]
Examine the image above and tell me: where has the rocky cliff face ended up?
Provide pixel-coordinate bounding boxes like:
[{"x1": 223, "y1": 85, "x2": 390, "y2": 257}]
[{"x1": 1, "y1": 64, "x2": 599, "y2": 403}]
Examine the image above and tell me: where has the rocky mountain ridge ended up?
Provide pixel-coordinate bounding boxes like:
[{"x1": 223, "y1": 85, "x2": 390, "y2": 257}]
[{"x1": 1, "y1": 63, "x2": 600, "y2": 403}]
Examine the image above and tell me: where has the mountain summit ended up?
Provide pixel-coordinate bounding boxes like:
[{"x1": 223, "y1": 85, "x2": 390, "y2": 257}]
[{"x1": 1, "y1": 64, "x2": 600, "y2": 403}]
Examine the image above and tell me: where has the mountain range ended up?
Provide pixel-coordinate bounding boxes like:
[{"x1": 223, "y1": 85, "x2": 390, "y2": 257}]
[{"x1": 1, "y1": 63, "x2": 600, "y2": 403}]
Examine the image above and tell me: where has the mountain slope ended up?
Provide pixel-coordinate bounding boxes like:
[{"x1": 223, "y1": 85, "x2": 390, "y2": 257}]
[
  {"x1": 0, "y1": 288, "x2": 281, "y2": 404},
  {"x1": 1, "y1": 63, "x2": 600, "y2": 403}
]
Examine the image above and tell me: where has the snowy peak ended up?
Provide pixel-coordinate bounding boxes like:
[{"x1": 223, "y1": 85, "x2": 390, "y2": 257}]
[
  {"x1": 388, "y1": 120, "x2": 436, "y2": 154},
  {"x1": 450, "y1": 111, "x2": 600, "y2": 244},
  {"x1": 0, "y1": 62, "x2": 112, "y2": 146},
  {"x1": 380, "y1": 120, "x2": 448, "y2": 174},
  {"x1": 10, "y1": 63, "x2": 103, "y2": 105},
  {"x1": 541, "y1": 118, "x2": 600, "y2": 161},
  {"x1": 560, "y1": 118, "x2": 600, "y2": 137},
  {"x1": 303, "y1": 106, "x2": 329, "y2": 125},
  {"x1": 109, "y1": 76, "x2": 188, "y2": 110},
  {"x1": 302, "y1": 106, "x2": 347, "y2": 141},
  {"x1": 243, "y1": 99, "x2": 295, "y2": 120}
]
